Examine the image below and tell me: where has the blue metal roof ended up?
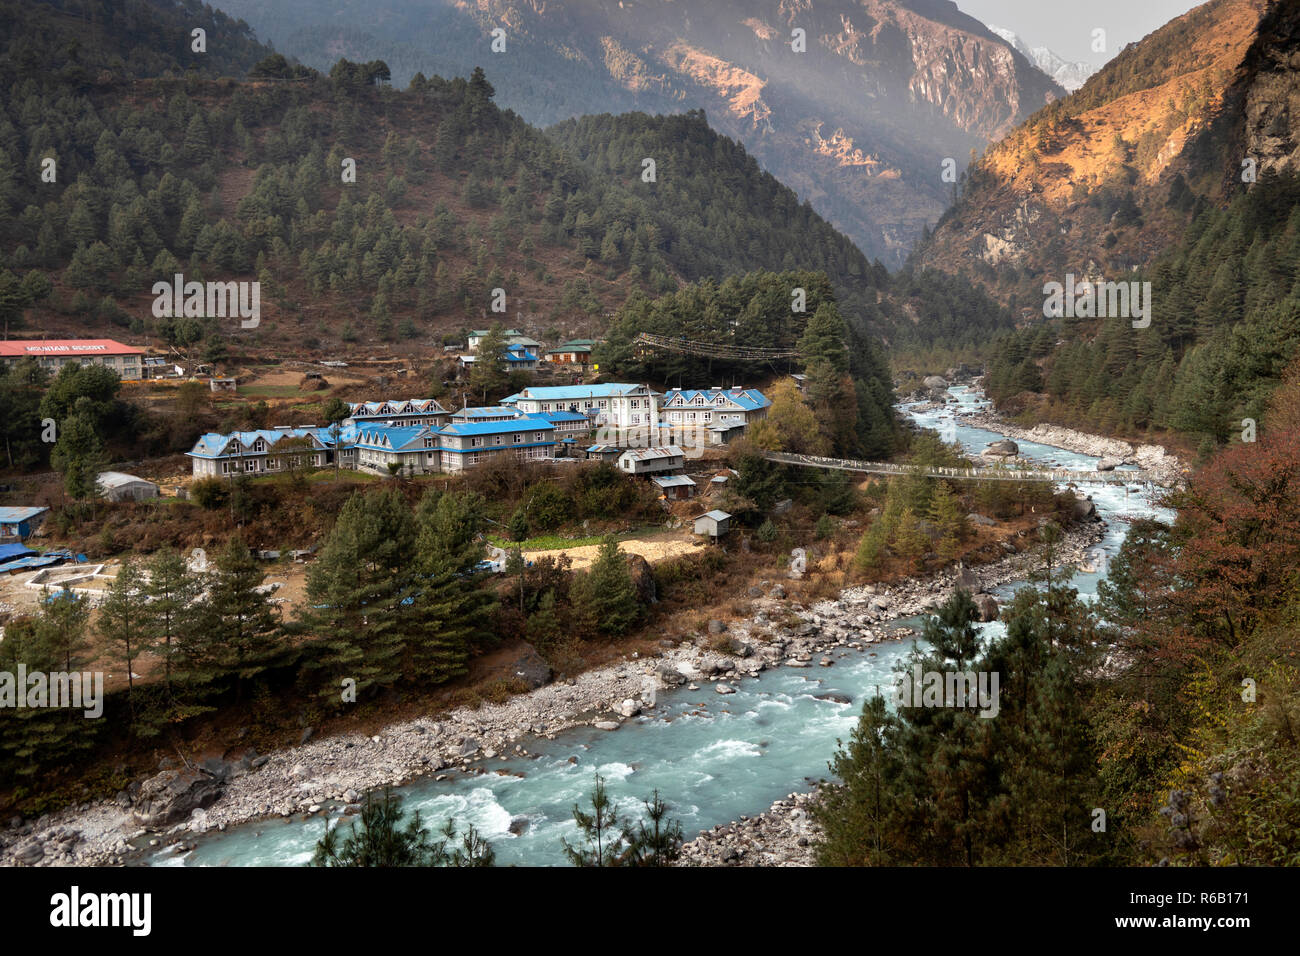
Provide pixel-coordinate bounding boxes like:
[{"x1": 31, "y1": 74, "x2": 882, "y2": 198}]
[
  {"x1": 513, "y1": 384, "x2": 643, "y2": 401},
  {"x1": 453, "y1": 406, "x2": 521, "y2": 419},
  {"x1": 438, "y1": 419, "x2": 555, "y2": 437},
  {"x1": 651, "y1": 475, "x2": 696, "y2": 488},
  {"x1": 356, "y1": 425, "x2": 430, "y2": 450},
  {"x1": 0, "y1": 506, "x2": 49, "y2": 522},
  {"x1": 441, "y1": 441, "x2": 554, "y2": 454},
  {"x1": 531, "y1": 411, "x2": 590, "y2": 423},
  {"x1": 664, "y1": 388, "x2": 770, "y2": 412},
  {"x1": 0, "y1": 543, "x2": 37, "y2": 562}
]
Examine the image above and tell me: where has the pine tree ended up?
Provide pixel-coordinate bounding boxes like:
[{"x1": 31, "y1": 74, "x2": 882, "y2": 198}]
[
  {"x1": 50, "y1": 396, "x2": 108, "y2": 510},
  {"x1": 97, "y1": 559, "x2": 149, "y2": 721},
  {"x1": 571, "y1": 536, "x2": 642, "y2": 637},
  {"x1": 198, "y1": 535, "x2": 282, "y2": 702},
  {"x1": 300, "y1": 490, "x2": 414, "y2": 700},
  {"x1": 143, "y1": 548, "x2": 202, "y2": 703},
  {"x1": 403, "y1": 489, "x2": 496, "y2": 684},
  {"x1": 562, "y1": 773, "x2": 627, "y2": 866}
]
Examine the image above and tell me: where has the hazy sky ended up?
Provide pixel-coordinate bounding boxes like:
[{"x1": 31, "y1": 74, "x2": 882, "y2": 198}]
[{"x1": 956, "y1": 0, "x2": 1204, "y2": 65}]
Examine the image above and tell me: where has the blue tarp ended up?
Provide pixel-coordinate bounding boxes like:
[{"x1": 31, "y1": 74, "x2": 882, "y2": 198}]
[{"x1": 0, "y1": 543, "x2": 37, "y2": 563}]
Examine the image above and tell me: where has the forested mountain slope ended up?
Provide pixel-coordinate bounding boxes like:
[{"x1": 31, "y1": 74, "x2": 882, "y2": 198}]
[{"x1": 212, "y1": 0, "x2": 1064, "y2": 266}]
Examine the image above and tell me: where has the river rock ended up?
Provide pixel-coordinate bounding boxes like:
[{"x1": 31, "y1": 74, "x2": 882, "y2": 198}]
[
  {"x1": 594, "y1": 720, "x2": 621, "y2": 731},
  {"x1": 814, "y1": 692, "x2": 853, "y2": 705},
  {"x1": 14, "y1": 840, "x2": 43, "y2": 865},
  {"x1": 982, "y1": 440, "x2": 1019, "y2": 458},
  {"x1": 975, "y1": 594, "x2": 1000, "y2": 622},
  {"x1": 619, "y1": 698, "x2": 640, "y2": 718},
  {"x1": 507, "y1": 642, "x2": 552, "y2": 690},
  {"x1": 715, "y1": 684, "x2": 736, "y2": 695},
  {"x1": 656, "y1": 663, "x2": 686, "y2": 686},
  {"x1": 1072, "y1": 498, "x2": 1097, "y2": 521},
  {"x1": 132, "y1": 768, "x2": 225, "y2": 829},
  {"x1": 508, "y1": 816, "x2": 530, "y2": 835},
  {"x1": 1096, "y1": 457, "x2": 1121, "y2": 472}
]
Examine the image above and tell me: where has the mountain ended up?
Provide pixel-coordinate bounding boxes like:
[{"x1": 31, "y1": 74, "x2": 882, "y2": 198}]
[
  {"x1": 913, "y1": 0, "x2": 1300, "y2": 305},
  {"x1": 211, "y1": 0, "x2": 1065, "y2": 268},
  {"x1": 987, "y1": 26, "x2": 1094, "y2": 92}
]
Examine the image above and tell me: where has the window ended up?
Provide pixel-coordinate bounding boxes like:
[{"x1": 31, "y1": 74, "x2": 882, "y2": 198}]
[
  {"x1": 253, "y1": 440, "x2": 266, "y2": 453},
  {"x1": 632, "y1": 415, "x2": 640, "y2": 424},
  {"x1": 694, "y1": 396, "x2": 705, "y2": 405},
  {"x1": 513, "y1": 434, "x2": 523, "y2": 443},
  {"x1": 542, "y1": 403, "x2": 551, "y2": 412},
  {"x1": 631, "y1": 399, "x2": 639, "y2": 409},
  {"x1": 245, "y1": 459, "x2": 258, "y2": 472},
  {"x1": 534, "y1": 433, "x2": 543, "y2": 442},
  {"x1": 471, "y1": 437, "x2": 483, "y2": 448},
  {"x1": 598, "y1": 401, "x2": 606, "y2": 409}
]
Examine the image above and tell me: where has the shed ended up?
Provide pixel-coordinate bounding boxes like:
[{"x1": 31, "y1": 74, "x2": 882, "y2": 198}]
[
  {"x1": 651, "y1": 474, "x2": 697, "y2": 500},
  {"x1": 210, "y1": 377, "x2": 237, "y2": 392},
  {"x1": 0, "y1": 506, "x2": 49, "y2": 539},
  {"x1": 585, "y1": 444, "x2": 622, "y2": 462},
  {"x1": 694, "y1": 509, "x2": 732, "y2": 539},
  {"x1": 618, "y1": 445, "x2": 685, "y2": 475},
  {"x1": 97, "y1": 472, "x2": 160, "y2": 502}
]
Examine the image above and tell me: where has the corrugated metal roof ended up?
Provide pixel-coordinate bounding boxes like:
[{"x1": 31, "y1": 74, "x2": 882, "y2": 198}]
[
  {"x1": 0, "y1": 543, "x2": 37, "y2": 562},
  {"x1": 0, "y1": 339, "x2": 142, "y2": 357},
  {"x1": 452, "y1": 406, "x2": 521, "y2": 419},
  {"x1": 701, "y1": 510, "x2": 731, "y2": 521},
  {"x1": 97, "y1": 471, "x2": 155, "y2": 488},
  {"x1": 663, "y1": 387, "x2": 770, "y2": 412},
  {"x1": 438, "y1": 419, "x2": 556, "y2": 437},
  {"x1": 0, "y1": 506, "x2": 49, "y2": 521},
  {"x1": 651, "y1": 475, "x2": 696, "y2": 488},
  {"x1": 516, "y1": 384, "x2": 645, "y2": 401},
  {"x1": 619, "y1": 446, "x2": 684, "y2": 462}
]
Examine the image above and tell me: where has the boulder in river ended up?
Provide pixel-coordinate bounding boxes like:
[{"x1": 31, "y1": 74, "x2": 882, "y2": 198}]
[
  {"x1": 1072, "y1": 498, "x2": 1097, "y2": 521},
  {"x1": 975, "y1": 594, "x2": 1000, "y2": 623},
  {"x1": 814, "y1": 692, "x2": 853, "y2": 705},
  {"x1": 1096, "y1": 457, "x2": 1121, "y2": 472},
  {"x1": 656, "y1": 663, "x2": 686, "y2": 686},
  {"x1": 982, "y1": 440, "x2": 1019, "y2": 458}
]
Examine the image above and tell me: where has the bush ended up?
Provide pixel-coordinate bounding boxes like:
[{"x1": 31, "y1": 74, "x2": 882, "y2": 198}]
[
  {"x1": 189, "y1": 477, "x2": 229, "y2": 509},
  {"x1": 528, "y1": 481, "x2": 572, "y2": 531},
  {"x1": 756, "y1": 519, "x2": 778, "y2": 544}
]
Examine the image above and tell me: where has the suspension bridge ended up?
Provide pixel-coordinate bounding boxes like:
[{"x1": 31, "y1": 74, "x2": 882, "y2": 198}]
[
  {"x1": 761, "y1": 451, "x2": 1169, "y2": 488},
  {"x1": 632, "y1": 332, "x2": 800, "y2": 362}
]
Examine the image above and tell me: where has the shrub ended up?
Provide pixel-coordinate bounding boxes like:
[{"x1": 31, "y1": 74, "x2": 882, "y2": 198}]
[{"x1": 189, "y1": 477, "x2": 229, "y2": 509}]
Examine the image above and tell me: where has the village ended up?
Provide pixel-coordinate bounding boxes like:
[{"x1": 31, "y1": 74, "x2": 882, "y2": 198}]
[{"x1": 0, "y1": 331, "x2": 778, "y2": 620}]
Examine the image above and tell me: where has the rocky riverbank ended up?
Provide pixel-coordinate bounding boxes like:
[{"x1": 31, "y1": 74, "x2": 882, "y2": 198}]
[{"x1": 0, "y1": 512, "x2": 1104, "y2": 867}]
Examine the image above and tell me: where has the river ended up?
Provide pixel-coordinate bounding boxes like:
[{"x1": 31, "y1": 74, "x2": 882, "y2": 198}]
[{"x1": 153, "y1": 385, "x2": 1173, "y2": 866}]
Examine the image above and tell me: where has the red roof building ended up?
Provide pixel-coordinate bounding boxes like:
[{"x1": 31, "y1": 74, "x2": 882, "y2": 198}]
[{"x1": 0, "y1": 339, "x2": 144, "y2": 380}]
